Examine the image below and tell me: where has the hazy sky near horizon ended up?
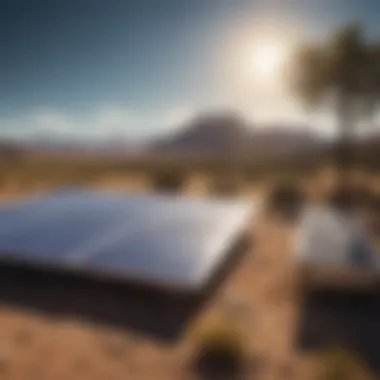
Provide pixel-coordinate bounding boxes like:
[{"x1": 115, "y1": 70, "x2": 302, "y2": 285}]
[{"x1": 1, "y1": 0, "x2": 380, "y2": 141}]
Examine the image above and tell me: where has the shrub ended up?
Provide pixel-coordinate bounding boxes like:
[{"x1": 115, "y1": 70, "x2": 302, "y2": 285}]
[
  {"x1": 266, "y1": 181, "x2": 305, "y2": 220},
  {"x1": 370, "y1": 194, "x2": 380, "y2": 235},
  {"x1": 316, "y1": 347, "x2": 374, "y2": 380},
  {"x1": 152, "y1": 171, "x2": 185, "y2": 193},
  {"x1": 327, "y1": 185, "x2": 374, "y2": 211},
  {"x1": 189, "y1": 316, "x2": 247, "y2": 379}
]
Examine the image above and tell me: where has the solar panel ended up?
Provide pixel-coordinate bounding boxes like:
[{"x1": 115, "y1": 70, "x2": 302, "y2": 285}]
[
  {"x1": 294, "y1": 206, "x2": 379, "y2": 272},
  {"x1": 0, "y1": 190, "x2": 254, "y2": 291}
]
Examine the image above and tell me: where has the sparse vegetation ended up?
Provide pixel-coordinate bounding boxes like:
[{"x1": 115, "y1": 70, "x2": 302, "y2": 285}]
[
  {"x1": 327, "y1": 183, "x2": 380, "y2": 211},
  {"x1": 368, "y1": 194, "x2": 380, "y2": 236},
  {"x1": 316, "y1": 347, "x2": 375, "y2": 380},
  {"x1": 266, "y1": 181, "x2": 306, "y2": 220},
  {"x1": 327, "y1": 186, "x2": 363, "y2": 211},
  {"x1": 151, "y1": 170, "x2": 186, "y2": 193},
  {"x1": 0, "y1": 145, "x2": 377, "y2": 200},
  {"x1": 210, "y1": 176, "x2": 243, "y2": 196},
  {"x1": 189, "y1": 315, "x2": 248, "y2": 379}
]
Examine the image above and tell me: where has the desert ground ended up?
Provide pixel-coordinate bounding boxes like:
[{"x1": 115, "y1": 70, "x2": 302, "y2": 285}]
[{"x1": 0, "y1": 166, "x2": 378, "y2": 380}]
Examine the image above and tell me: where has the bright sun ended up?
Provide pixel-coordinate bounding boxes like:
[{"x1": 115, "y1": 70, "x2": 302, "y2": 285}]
[{"x1": 251, "y1": 42, "x2": 286, "y2": 77}]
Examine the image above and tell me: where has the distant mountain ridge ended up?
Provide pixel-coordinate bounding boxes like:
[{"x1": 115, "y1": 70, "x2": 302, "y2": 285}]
[
  {"x1": 150, "y1": 111, "x2": 323, "y2": 159},
  {"x1": 151, "y1": 112, "x2": 252, "y2": 155},
  {"x1": 0, "y1": 111, "x2": 325, "y2": 159}
]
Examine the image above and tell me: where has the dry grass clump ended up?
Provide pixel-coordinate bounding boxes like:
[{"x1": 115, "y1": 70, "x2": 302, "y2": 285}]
[
  {"x1": 315, "y1": 346, "x2": 375, "y2": 380},
  {"x1": 327, "y1": 185, "x2": 373, "y2": 211},
  {"x1": 266, "y1": 181, "x2": 306, "y2": 220},
  {"x1": 151, "y1": 171, "x2": 186, "y2": 193},
  {"x1": 188, "y1": 315, "x2": 248, "y2": 379}
]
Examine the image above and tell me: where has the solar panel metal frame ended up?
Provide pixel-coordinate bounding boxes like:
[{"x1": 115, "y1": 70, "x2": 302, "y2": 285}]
[{"x1": 0, "y1": 190, "x2": 254, "y2": 293}]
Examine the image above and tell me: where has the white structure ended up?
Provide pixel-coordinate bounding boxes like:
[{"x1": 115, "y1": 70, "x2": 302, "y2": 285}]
[{"x1": 294, "y1": 206, "x2": 380, "y2": 290}]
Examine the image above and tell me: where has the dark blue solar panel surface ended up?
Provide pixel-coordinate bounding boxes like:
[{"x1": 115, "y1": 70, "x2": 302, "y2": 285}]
[{"x1": 0, "y1": 190, "x2": 253, "y2": 290}]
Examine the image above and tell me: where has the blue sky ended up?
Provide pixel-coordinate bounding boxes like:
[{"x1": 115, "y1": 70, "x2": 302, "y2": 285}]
[{"x1": 1, "y1": 0, "x2": 380, "y2": 141}]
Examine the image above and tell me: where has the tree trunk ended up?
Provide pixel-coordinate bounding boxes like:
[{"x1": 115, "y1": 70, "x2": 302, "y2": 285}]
[
  {"x1": 334, "y1": 95, "x2": 356, "y2": 209},
  {"x1": 335, "y1": 126, "x2": 353, "y2": 186}
]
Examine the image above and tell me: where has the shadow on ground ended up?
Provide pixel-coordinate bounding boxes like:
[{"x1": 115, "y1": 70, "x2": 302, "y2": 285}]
[
  {"x1": 297, "y1": 288, "x2": 380, "y2": 374},
  {"x1": 0, "y1": 235, "x2": 251, "y2": 343}
]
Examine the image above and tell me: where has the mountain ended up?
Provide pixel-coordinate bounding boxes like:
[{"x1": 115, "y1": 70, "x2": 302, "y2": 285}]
[
  {"x1": 150, "y1": 111, "x2": 323, "y2": 159},
  {"x1": 0, "y1": 110, "x2": 325, "y2": 160},
  {"x1": 151, "y1": 111, "x2": 253, "y2": 157},
  {"x1": 244, "y1": 125, "x2": 323, "y2": 158}
]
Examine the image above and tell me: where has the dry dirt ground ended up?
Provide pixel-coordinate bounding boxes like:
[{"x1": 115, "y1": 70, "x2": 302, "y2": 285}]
[{"x1": 0, "y1": 173, "x2": 376, "y2": 380}]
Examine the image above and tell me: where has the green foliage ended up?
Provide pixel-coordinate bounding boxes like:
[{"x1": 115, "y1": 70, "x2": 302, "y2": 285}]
[
  {"x1": 291, "y1": 43, "x2": 329, "y2": 109},
  {"x1": 291, "y1": 23, "x2": 380, "y2": 116},
  {"x1": 290, "y1": 23, "x2": 380, "y2": 187}
]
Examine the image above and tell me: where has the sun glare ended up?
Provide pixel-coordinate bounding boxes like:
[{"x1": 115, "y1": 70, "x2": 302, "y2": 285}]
[
  {"x1": 227, "y1": 26, "x2": 295, "y2": 100},
  {"x1": 251, "y1": 41, "x2": 287, "y2": 78}
]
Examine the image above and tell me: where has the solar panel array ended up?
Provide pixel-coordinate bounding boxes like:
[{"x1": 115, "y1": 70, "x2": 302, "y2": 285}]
[{"x1": 0, "y1": 190, "x2": 253, "y2": 291}]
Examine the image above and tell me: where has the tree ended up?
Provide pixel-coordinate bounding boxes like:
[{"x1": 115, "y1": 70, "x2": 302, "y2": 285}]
[{"x1": 290, "y1": 23, "x2": 380, "y2": 197}]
